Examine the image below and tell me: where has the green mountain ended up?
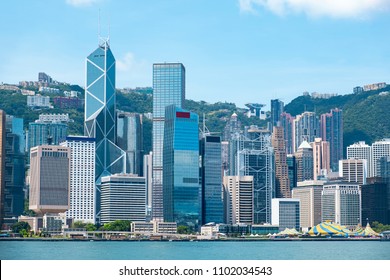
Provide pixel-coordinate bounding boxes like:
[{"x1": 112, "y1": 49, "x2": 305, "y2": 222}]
[
  {"x1": 284, "y1": 85, "x2": 390, "y2": 149},
  {"x1": 1, "y1": 83, "x2": 389, "y2": 155}
]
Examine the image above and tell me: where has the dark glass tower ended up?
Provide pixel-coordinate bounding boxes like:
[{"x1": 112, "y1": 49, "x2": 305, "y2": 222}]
[
  {"x1": 200, "y1": 135, "x2": 224, "y2": 225},
  {"x1": 116, "y1": 111, "x2": 143, "y2": 176},
  {"x1": 84, "y1": 38, "x2": 125, "y2": 222},
  {"x1": 163, "y1": 105, "x2": 199, "y2": 229},
  {"x1": 152, "y1": 63, "x2": 185, "y2": 220}
]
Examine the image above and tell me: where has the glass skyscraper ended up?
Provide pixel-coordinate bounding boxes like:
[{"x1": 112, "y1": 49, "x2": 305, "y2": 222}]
[
  {"x1": 163, "y1": 105, "x2": 200, "y2": 229},
  {"x1": 152, "y1": 63, "x2": 185, "y2": 220},
  {"x1": 200, "y1": 135, "x2": 224, "y2": 225},
  {"x1": 84, "y1": 38, "x2": 125, "y2": 222},
  {"x1": 4, "y1": 116, "x2": 25, "y2": 218},
  {"x1": 117, "y1": 111, "x2": 143, "y2": 176}
]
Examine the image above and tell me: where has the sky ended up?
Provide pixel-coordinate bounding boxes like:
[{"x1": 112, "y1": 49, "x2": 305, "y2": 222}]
[{"x1": 1, "y1": 0, "x2": 390, "y2": 108}]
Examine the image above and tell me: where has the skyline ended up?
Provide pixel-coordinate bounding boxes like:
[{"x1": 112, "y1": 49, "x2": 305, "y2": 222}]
[{"x1": 0, "y1": 0, "x2": 390, "y2": 108}]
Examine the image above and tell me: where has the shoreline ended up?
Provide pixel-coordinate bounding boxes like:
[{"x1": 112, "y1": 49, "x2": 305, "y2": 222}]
[{"x1": 0, "y1": 237, "x2": 386, "y2": 242}]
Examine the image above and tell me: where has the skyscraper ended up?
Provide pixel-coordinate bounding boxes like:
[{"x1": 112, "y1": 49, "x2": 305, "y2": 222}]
[
  {"x1": 270, "y1": 99, "x2": 284, "y2": 127},
  {"x1": 320, "y1": 109, "x2": 343, "y2": 172},
  {"x1": 237, "y1": 127, "x2": 275, "y2": 224},
  {"x1": 200, "y1": 135, "x2": 224, "y2": 225},
  {"x1": 280, "y1": 112, "x2": 294, "y2": 154},
  {"x1": 116, "y1": 111, "x2": 143, "y2": 176},
  {"x1": 322, "y1": 182, "x2": 361, "y2": 227},
  {"x1": 223, "y1": 176, "x2": 254, "y2": 225},
  {"x1": 311, "y1": 138, "x2": 330, "y2": 180},
  {"x1": 272, "y1": 126, "x2": 290, "y2": 198},
  {"x1": 295, "y1": 141, "x2": 314, "y2": 182},
  {"x1": 84, "y1": 38, "x2": 126, "y2": 222},
  {"x1": 339, "y1": 159, "x2": 367, "y2": 185},
  {"x1": 61, "y1": 136, "x2": 95, "y2": 223},
  {"x1": 294, "y1": 112, "x2": 319, "y2": 152},
  {"x1": 152, "y1": 63, "x2": 185, "y2": 220},
  {"x1": 100, "y1": 174, "x2": 146, "y2": 224},
  {"x1": 372, "y1": 139, "x2": 390, "y2": 177},
  {"x1": 29, "y1": 145, "x2": 70, "y2": 215},
  {"x1": 347, "y1": 141, "x2": 372, "y2": 177},
  {"x1": 4, "y1": 115, "x2": 25, "y2": 218},
  {"x1": 28, "y1": 115, "x2": 68, "y2": 150},
  {"x1": 271, "y1": 198, "x2": 300, "y2": 231},
  {"x1": 163, "y1": 106, "x2": 199, "y2": 229},
  {"x1": 292, "y1": 180, "x2": 324, "y2": 232}
]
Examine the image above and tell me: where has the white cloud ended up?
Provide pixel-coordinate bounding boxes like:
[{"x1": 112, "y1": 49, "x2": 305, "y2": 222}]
[
  {"x1": 238, "y1": 0, "x2": 390, "y2": 18},
  {"x1": 65, "y1": 0, "x2": 98, "y2": 7},
  {"x1": 116, "y1": 52, "x2": 150, "y2": 88}
]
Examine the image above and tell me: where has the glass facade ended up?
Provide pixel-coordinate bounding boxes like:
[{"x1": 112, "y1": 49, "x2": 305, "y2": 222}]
[
  {"x1": 28, "y1": 122, "x2": 67, "y2": 150},
  {"x1": 320, "y1": 109, "x2": 343, "y2": 172},
  {"x1": 163, "y1": 105, "x2": 200, "y2": 229},
  {"x1": 4, "y1": 116, "x2": 25, "y2": 218},
  {"x1": 236, "y1": 128, "x2": 275, "y2": 224},
  {"x1": 152, "y1": 63, "x2": 185, "y2": 220},
  {"x1": 116, "y1": 111, "x2": 143, "y2": 176},
  {"x1": 84, "y1": 38, "x2": 126, "y2": 222},
  {"x1": 200, "y1": 135, "x2": 224, "y2": 225},
  {"x1": 294, "y1": 112, "x2": 320, "y2": 152}
]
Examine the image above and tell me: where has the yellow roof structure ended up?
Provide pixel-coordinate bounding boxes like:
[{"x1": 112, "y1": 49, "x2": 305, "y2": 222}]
[
  {"x1": 354, "y1": 223, "x2": 380, "y2": 237},
  {"x1": 308, "y1": 221, "x2": 349, "y2": 237}
]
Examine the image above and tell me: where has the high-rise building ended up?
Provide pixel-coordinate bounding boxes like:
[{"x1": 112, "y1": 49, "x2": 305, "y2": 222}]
[
  {"x1": 28, "y1": 117, "x2": 68, "y2": 150},
  {"x1": 0, "y1": 110, "x2": 6, "y2": 227},
  {"x1": 200, "y1": 135, "x2": 224, "y2": 225},
  {"x1": 271, "y1": 198, "x2": 300, "y2": 231},
  {"x1": 339, "y1": 159, "x2": 367, "y2": 185},
  {"x1": 295, "y1": 141, "x2": 314, "y2": 182},
  {"x1": 223, "y1": 176, "x2": 254, "y2": 225},
  {"x1": 292, "y1": 180, "x2": 324, "y2": 231},
  {"x1": 320, "y1": 109, "x2": 343, "y2": 172},
  {"x1": 361, "y1": 177, "x2": 389, "y2": 225},
  {"x1": 294, "y1": 112, "x2": 319, "y2": 152},
  {"x1": 322, "y1": 182, "x2": 361, "y2": 227},
  {"x1": 287, "y1": 154, "x2": 297, "y2": 190},
  {"x1": 61, "y1": 136, "x2": 95, "y2": 223},
  {"x1": 372, "y1": 139, "x2": 390, "y2": 177},
  {"x1": 223, "y1": 113, "x2": 241, "y2": 142},
  {"x1": 163, "y1": 106, "x2": 199, "y2": 229},
  {"x1": 272, "y1": 126, "x2": 290, "y2": 198},
  {"x1": 311, "y1": 138, "x2": 330, "y2": 180},
  {"x1": 4, "y1": 115, "x2": 25, "y2": 219},
  {"x1": 270, "y1": 99, "x2": 284, "y2": 127},
  {"x1": 347, "y1": 141, "x2": 372, "y2": 177},
  {"x1": 236, "y1": 127, "x2": 275, "y2": 224},
  {"x1": 117, "y1": 111, "x2": 143, "y2": 176},
  {"x1": 84, "y1": 38, "x2": 126, "y2": 222},
  {"x1": 152, "y1": 63, "x2": 185, "y2": 221},
  {"x1": 100, "y1": 174, "x2": 146, "y2": 224},
  {"x1": 280, "y1": 112, "x2": 295, "y2": 154},
  {"x1": 29, "y1": 145, "x2": 70, "y2": 215}
]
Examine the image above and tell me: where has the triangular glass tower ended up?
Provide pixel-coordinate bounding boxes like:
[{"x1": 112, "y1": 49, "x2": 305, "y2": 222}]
[{"x1": 84, "y1": 37, "x2": 126, "y2": 223}]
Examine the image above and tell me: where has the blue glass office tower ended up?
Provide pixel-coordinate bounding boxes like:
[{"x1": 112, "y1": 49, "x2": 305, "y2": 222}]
[
  {"x1": 84, "y1": 38, "x2": 125, "y2": 222},
  {"x1": 200, "y1": 135, "x2": 224, "y2": 225},
  {"x1": 152, "y1": 63, "x2": 185, "y2": 220},
  {"x1": 4, "y1": 116, "x2": 25, "y2": 218},
  {"x1": 163, "y1": 105, "x2": 200, "y2": 229}
]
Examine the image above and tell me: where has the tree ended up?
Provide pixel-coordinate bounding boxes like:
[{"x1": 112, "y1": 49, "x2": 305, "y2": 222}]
[
  {"x1": 72, "y1": 221, "x2": 86, "y2": 229},
  {"x1": 102, "y1": 220, "x2": 131, "y2": 231},
  {"x1": 371, "y1": 221, "x2": 390, "y2": 233},
  {"x1": 11, "y1": 221, "x2": 31, "y2": 234},
  {"x1": 85, "y1": 223, "x2": 97, "y2": 231},
  {"x1": 177, "y1": 225, "x2": 190, "y2": 234}
]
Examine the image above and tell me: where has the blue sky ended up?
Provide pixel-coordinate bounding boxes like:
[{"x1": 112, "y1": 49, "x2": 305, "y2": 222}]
[{"x1": 1, "y1": 0, "x2": 390, "y2": 108}]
